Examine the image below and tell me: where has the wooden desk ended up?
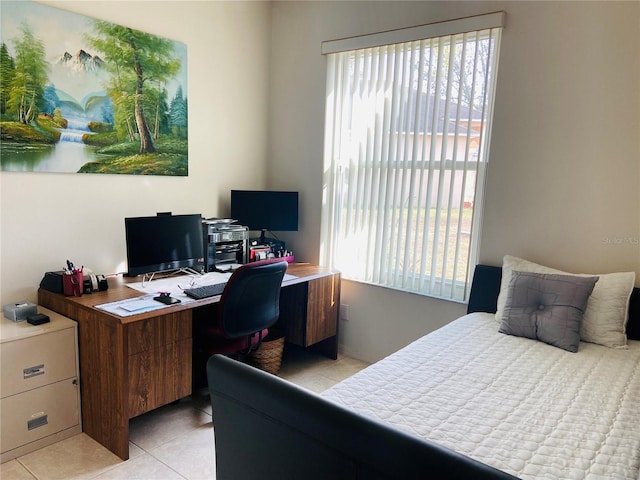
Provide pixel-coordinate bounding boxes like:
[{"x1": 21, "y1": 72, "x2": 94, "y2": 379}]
[{"x1": 38, "y1": 264, "x2": 340, "y2": 460}]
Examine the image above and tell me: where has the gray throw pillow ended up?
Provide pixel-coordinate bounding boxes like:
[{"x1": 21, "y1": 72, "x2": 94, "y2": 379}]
[{"x1": 499, "y1": 271, "x2": 599, "y2": 352}]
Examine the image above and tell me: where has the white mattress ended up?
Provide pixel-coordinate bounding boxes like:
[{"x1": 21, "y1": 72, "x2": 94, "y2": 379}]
[{"x1": 322, "y1": 312, "x2": 640, "y2": 479}]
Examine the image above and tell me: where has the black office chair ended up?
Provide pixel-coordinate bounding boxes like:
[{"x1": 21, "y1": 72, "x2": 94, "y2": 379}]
[{"x1": 192, "y1": 261, "x2": 288, "y2": 386}]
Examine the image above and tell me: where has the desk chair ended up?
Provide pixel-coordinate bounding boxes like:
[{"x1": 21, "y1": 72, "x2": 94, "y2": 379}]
[{"x1": 193, "y1": 261, "x2": 288, "y2": 385}]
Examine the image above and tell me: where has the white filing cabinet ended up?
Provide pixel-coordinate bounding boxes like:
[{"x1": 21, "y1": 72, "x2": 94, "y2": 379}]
[{"x1": 1, "y1": 307, "x2": 81, "y2": 462}]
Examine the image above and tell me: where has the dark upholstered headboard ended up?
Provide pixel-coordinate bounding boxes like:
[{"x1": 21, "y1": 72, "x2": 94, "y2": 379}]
[
  {"x1": 207, "y1": 355, "x2": 518, "y2": 480},
  {"x1": 467, "y1": 264, "x2": 640, "y2": 341}
]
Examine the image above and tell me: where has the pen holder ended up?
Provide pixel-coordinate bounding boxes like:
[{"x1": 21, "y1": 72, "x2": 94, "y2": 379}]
[{"x1": 62, "y1": 271, "x2": 84, "y2": 297}]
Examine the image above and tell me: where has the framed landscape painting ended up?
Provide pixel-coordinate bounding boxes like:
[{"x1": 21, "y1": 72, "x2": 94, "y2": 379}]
[{"x1": 0, "y1": 1, "x2": 188, "y2": 175}]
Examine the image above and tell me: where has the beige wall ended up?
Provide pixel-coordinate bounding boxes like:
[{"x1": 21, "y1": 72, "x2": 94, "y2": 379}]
[
  {"x1": 0, "y1": 1, "x2": 272, "y2": 302},
  {"x1": 1, "y1": 1, "x2": 638, "y2": 363},
  {"x1": 268, "y1": 1, "x2": 640, "y2": 361}
]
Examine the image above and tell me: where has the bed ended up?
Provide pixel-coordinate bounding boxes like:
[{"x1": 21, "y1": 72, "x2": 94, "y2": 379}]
[{"x1": 207, "y1": 258, "x2": 640, "y2": 480}]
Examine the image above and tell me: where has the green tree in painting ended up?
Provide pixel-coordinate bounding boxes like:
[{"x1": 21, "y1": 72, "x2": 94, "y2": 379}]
[
  {"x1": 152, "y1": 86, "x2": 170, "y2": 140},
  {"x1": 169, "y1": 85, "x2": 187, "y2": 138},
  {"x1": 6, "y1": 24, "x2": 47, "y2": 124},
  {"x1": 107, "y1": 71, "x2": 138, "y2": 142},
  {"x1": 87, "y1": 21, "x2": 180, "y2": 154},
  {"x1": 0, "y1": 42, "x2": 16, "y2": 116}
]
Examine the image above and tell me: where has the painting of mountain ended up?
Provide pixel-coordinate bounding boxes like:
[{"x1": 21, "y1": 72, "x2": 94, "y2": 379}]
[{"x1": 0, "y1": 1, "x2": 188, "y2": 175}]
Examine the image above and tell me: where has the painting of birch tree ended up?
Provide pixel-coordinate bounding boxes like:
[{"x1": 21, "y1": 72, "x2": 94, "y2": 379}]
[{"x1": 0, "y1": 2, "x2": 188, "y2": 175}]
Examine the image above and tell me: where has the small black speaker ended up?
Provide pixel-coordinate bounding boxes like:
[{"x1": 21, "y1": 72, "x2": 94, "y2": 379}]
[{"x1": 39, "y1": 271, "x2": 64, "y2": 294}]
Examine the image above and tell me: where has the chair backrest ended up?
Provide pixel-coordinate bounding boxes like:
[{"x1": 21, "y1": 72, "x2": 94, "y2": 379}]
[{"x1": 219, "y1": 261, "x2": 288, "y2": 338}]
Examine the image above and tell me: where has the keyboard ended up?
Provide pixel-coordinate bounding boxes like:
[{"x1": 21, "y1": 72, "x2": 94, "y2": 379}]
[{"x1": 183, "y1": 282, "x2": 226, "y2": 300}]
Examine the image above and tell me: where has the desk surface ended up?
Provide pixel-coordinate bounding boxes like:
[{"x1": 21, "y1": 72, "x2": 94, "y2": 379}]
[
  {"x1": 39, "y1": 263, "x2": 337, "y2": 325},
  {"x1": 37, "y1": 262, "x2": 340, "y2": 461}
]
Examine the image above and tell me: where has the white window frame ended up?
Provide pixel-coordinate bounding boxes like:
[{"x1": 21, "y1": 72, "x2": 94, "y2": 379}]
[{"x1": 320, "y1": 12, "x2": 504, "y2": 302}]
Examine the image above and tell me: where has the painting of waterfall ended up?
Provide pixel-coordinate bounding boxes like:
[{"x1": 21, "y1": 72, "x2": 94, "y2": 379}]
[{"x1": 0, "y1": 2, "x2": 188, "y2": 175}]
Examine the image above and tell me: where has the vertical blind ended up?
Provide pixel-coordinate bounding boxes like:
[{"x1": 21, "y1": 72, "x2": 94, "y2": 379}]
[{"x1": 320, "y1": 13, "x2": 503, "y2": 302}]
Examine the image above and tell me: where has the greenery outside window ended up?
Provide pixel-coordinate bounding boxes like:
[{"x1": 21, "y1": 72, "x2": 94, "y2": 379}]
[{"x1": 320, "y1": 13, "x2": 504, "y2": 302}]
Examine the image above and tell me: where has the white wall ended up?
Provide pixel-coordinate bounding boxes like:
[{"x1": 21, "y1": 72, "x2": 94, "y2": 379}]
[
  {"x1": 0, "y1": 1, "x2": 272, "y2": 303},
  {"x1": 268, "y1": 1, "x2": 640, "y2": 362},
  {"x1": 2, "y1": 1, "x2": 638, "y2": 364}
]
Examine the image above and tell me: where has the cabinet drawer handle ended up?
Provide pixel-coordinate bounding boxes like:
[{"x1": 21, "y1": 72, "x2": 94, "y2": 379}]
[
  {"x1": 28, "y1": 414, "x2": 48, "y2": 430},
  {"x1": 23, "y1": 364, "x2": 45, "y2": 379}
]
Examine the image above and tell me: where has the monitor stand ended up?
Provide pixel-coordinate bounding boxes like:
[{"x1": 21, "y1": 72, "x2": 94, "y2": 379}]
[
  {"x1": 140, "y1": 267, "x2": 204, "y2": 288},
  {"x1": 257, "y1": 229, "x2": 284, "y2": 246},
  {"x1": 251, "y1": 230, "x2": 286, "y2": 259}
]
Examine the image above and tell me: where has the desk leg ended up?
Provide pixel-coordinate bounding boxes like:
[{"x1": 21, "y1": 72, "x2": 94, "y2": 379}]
[
  {"x1": 308, "y1": 335, "x2": 338, "y2": 360},
  {"x1": 77, "y1": 309, "x2": 130, "y2": 460}
]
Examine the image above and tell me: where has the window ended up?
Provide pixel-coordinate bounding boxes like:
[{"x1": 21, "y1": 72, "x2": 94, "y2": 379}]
[{"x1": 320, "y1": 13, "x2": 504, "y2": 302}]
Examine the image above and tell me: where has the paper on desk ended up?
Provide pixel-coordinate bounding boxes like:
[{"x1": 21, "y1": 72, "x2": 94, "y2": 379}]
[
  {"x1": 126, "y1": 271, "x2": 232, "y2": 299},
  {"x1": 119, "y1": 296, "x2": 163, "y2": 312},
  {"x1": 97, "y1": 271, "x2": 298, "y2": 317},
  {"x1": 95, "y1": 295, "x2": 171, "y2": 317}
]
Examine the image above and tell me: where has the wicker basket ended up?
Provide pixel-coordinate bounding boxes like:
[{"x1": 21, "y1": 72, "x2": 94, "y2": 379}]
[{"x1": 248, "y1": 333, "x2": 285, "y2": 375}]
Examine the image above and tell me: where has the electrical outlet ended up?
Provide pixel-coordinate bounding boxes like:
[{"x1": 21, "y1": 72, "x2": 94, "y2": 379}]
[{"x1": 340, "y1": 304, "x2": 350, "y2": 321}]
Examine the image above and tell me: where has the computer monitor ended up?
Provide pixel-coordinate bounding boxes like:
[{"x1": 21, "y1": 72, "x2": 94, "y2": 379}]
[
  {"x1": 124, "y1": 213, "x2": 204, "y2": 277},
  {"x1": 230, "y1": 190, "x2": 298, "y2": 242}
]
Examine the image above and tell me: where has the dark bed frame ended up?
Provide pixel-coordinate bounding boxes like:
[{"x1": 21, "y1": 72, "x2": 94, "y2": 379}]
[{"x1": 206, "y1": 265, "x2": 640, "y2": 480}]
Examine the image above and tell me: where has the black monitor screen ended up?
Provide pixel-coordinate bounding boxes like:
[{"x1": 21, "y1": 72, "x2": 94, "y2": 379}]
[
  {"x1": 124, "y1": 213, "x2": 204, "y2": 276},
  {"x1": 230, "y1": 190, "x2": 299, "y2": 232}
]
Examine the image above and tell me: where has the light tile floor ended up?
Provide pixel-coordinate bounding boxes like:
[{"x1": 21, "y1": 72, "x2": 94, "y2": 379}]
[{"x1": 1, "y1": 346, "x2": 369, "y2": 480}]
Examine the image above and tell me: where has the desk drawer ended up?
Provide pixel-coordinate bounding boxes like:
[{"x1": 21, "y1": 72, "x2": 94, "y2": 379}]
[
  {"x1": 0, "y1": 327, "x2": 77, "y2": 398},
  {"x1": 1, "y1": 378, "x2": 80, "y2": 454},
  {"x1": 127, "y1": 311, "x2": 191, "y2": 356},
  {"x1": 128, "y1": 338, "x2": 192, "y2": 418}
]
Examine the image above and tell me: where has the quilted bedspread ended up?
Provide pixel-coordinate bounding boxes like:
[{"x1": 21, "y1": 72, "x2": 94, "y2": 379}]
[{"x1": 322, "y1": 313, "x2": 640, "y2": 479}]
